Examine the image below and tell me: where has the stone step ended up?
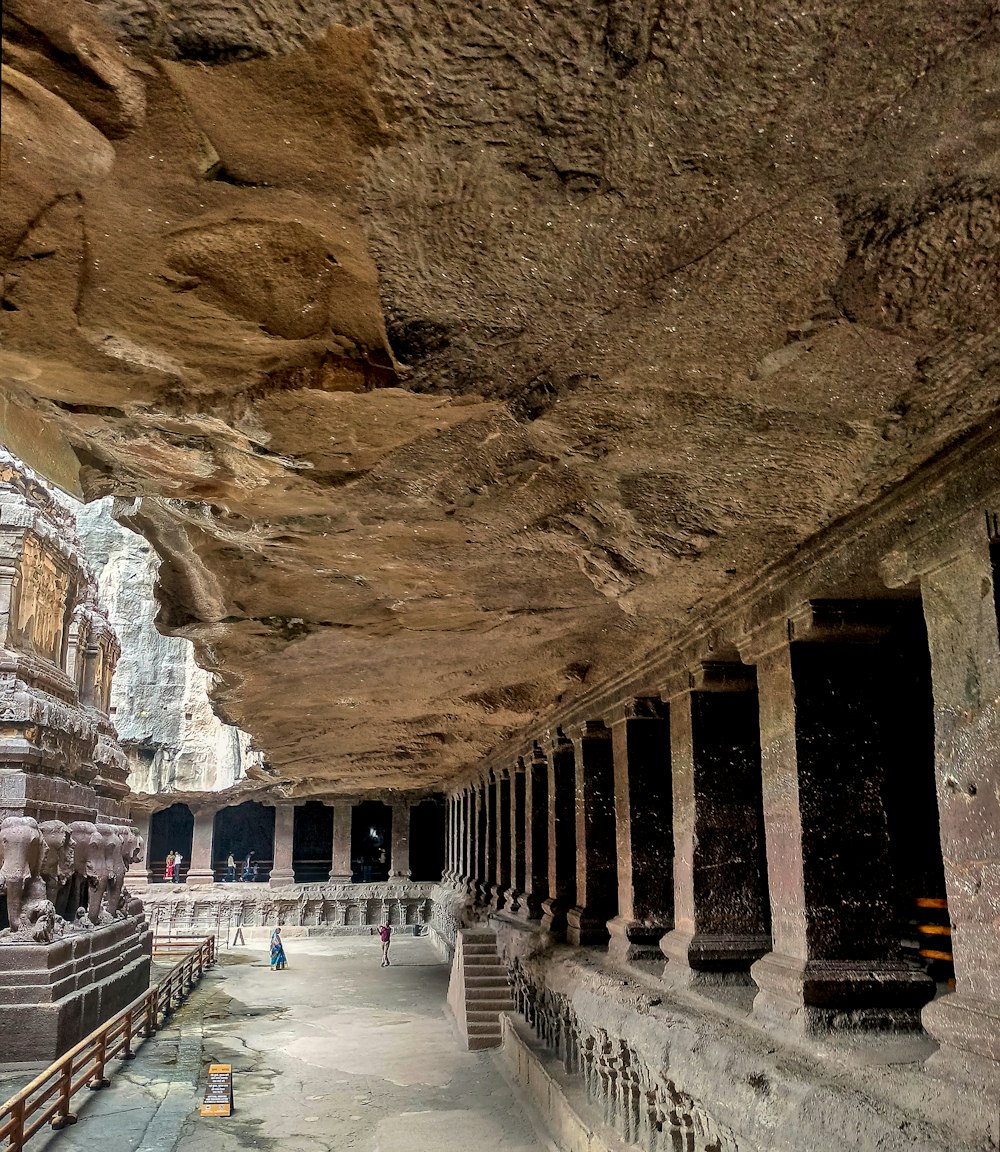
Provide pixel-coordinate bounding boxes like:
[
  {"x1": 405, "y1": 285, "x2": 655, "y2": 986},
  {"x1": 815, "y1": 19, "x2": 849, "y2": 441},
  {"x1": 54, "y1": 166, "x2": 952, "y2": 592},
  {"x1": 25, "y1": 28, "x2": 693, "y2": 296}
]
[
  {"x1": 466, "y1": 987, "x2": 513, "y2": 1000},
  {"x1": 467, "y1": 1020, "x2": 502, "y2": 1035},
  {"x1": 463, "y1": 956, "x2": 506, "y2": 967},
  {"x1": 465, "y1": 972, "x2": 509, "y2": 983},
  {"x1": 461, "y1": 933, "x2": 497, "y2": 944},
  {"x1": 463, "y1": 944, "x2": 496, "y2": 955},
  {"x1": 467, "y1": 1035, "x2": 501, "y2": 1051},
  {"x1": 467, "y1": 1009, "x2": 511, "y2": 1022}
]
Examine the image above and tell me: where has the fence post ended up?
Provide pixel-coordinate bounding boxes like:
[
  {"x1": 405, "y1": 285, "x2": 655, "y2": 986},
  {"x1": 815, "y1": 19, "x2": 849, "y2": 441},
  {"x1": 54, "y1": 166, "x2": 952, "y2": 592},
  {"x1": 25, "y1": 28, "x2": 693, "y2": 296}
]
[
  {"x1": 89, "y1": 1030, "x2": 111, "y2": 1090},
  {"x1": 122, "y1": 1010, "x2": 136, "y2": 1060},
  {"x1": 10, "y1": 1096, "x2": 25, "y2": 1149},
  {"x1": 50, "y1": 1060, "x2": 77, "y2": 1130}
]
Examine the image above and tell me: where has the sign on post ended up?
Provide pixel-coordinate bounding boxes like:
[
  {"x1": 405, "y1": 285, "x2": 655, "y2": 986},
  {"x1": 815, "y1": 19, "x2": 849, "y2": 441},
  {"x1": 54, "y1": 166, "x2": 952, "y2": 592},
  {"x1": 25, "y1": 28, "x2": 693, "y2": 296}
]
[{"x1": 200, "y1": 1064, "x2": 234, "y2": 1117}]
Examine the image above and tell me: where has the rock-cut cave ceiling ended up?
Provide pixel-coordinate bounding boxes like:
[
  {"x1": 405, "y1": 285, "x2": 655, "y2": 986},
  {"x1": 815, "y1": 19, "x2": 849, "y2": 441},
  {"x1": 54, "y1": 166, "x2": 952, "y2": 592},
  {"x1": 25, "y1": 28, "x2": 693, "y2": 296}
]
[{"x1": 1, "y1": 0, "x2": 999, "y2": 796}]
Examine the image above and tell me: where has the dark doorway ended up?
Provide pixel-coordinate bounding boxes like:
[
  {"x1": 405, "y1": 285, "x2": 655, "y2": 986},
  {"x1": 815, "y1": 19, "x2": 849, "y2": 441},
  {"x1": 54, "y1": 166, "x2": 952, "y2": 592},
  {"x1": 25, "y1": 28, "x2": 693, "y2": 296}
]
[
  {"x1": 149, "y1": 804, "x2": 193, "y2": 883},
  {"x1": 293, "y1": 800, "x2": 333, "y2": 883},
  {"x1": 352, "y1": 801, "x2": 391, "y2": 882},
  {"x1": 214, "y1": 802, "x2": 275, "y2": 882},
  {"x1": 410, "y1": 797, "x2": 446, "y2": 881}
]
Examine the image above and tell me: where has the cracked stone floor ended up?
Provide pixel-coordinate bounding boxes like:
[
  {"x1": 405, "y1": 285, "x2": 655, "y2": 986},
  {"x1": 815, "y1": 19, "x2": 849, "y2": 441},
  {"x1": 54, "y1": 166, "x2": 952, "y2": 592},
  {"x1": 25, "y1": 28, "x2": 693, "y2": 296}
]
[{"x1": 3, "y1": 937, "x2": 550, "y2": 1152}]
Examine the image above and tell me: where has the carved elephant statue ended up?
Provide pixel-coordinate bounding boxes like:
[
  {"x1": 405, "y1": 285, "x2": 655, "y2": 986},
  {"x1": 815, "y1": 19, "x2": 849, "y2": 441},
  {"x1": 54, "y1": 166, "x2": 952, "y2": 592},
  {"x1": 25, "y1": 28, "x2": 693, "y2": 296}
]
[
  {"x1": 65, "y1": 821, "x2": 109, "y2": 925},
  {"x1": 0, "y1": 816, "x2": 43, "y2": 932},
  {"x1": 106, "y1": 826, "x2": 142, "y2": 917},
  {"x1": 38, "y1": 820, "x2": 74, "y2": 907},
  {"x1": 94, "y1": 824, "x2": 124, "y2": 924}
]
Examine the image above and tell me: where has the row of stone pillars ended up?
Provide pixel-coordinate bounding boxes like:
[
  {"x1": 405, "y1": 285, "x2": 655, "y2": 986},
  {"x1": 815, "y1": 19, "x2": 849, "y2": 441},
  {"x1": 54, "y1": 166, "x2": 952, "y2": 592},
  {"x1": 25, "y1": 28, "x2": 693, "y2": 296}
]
[
  {"x1": 133, "y1": 797, "x2": 412, "y2": 886},
  {"x1": 443, "y1": 527, "x2": 1000, "y2": 1080}
]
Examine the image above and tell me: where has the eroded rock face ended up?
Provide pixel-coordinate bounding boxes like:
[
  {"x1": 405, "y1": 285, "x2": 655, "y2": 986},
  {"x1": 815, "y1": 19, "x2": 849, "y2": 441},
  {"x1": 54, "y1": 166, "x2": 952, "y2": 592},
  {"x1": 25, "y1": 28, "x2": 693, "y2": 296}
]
[
  {"x1": 1, "y1": 0, "x2": 998, "y2": 793},
  {"x1": 72, "y1": 496, "x2": 262, "y2": 796}
]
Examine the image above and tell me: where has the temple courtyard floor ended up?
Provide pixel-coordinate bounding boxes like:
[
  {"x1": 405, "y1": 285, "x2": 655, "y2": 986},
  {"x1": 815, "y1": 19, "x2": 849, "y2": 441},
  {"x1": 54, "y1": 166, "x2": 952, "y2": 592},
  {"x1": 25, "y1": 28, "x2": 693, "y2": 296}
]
[{"x1": 3, "y1": 936, "x2": 549, "y2": 1152}]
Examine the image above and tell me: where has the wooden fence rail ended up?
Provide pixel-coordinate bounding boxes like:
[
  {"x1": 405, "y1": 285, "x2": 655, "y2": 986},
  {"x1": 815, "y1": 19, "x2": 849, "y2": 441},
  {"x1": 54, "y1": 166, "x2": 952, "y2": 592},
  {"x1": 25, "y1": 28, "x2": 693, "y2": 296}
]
[{"x1": 0, "y1": 934, "x2": 216, "y2": 1152}]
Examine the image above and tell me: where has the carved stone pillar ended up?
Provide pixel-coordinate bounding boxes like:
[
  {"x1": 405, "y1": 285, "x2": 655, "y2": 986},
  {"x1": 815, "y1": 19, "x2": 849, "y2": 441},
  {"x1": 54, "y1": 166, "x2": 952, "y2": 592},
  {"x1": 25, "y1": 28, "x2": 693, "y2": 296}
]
[
  {"x1": 329, "y1": 802, "x2": 354, "y2": 882},
  {"x1": 541, "y1": 730, "x2": 576, "y2": 935},
  {"x1": 447, "y1": 794, "x2": 458, "y2": 883},
  {"x1": 660, "y1": 663, "x2": 771, "y2": 986},
  {"x1": 390, "y1": 799, "x2": 410, "y2": 878},
  {"x1": 606, "y1": 698, "x2": 673, "y2": 963},
  {"x1": 128, "y1": 808, "x2": 155, "y2": 887},
  {"x1": 566, "y1": 721, "x2": 617, "y2": 946},
  {"x1": 507, "y1": 758, "x2": 526, "y2": 915},
  {"x1": 489, "y1": 768, "x2": 511, "y2": 911},
  {"x1": 458, "y1": 788, "x2": 470, "y2": 888},
  {"x1": 269, "y1": 802, "x2": 296, "y2": 887},
  {"x1": 186, "y1": 805, "x2": 219, "y2": 886},
  {"x1": 519, "y1": 744, "x2": 549, "y2": 921},
  {"x1": 883, "y1": 524, "x2": 1000, "y2": 1085},
  {"x1": 740, "y1": 602, "x2": 933, "y2": 1032}
]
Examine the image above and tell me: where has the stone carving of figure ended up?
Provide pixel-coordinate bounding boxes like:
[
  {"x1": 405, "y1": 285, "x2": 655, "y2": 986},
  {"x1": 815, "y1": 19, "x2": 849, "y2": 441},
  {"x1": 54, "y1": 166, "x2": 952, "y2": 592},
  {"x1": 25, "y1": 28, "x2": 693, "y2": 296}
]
[
  {"x1": 106, "y1": 827, "x2": 143, "y2": 917},
  {"x1": 0, "y1": 815, "x2": 43, "y2": 933},
  {"x1": 38, "y1": 820, "x2": 74, "y2": 906},
  {"x1": 94, "y1": 824, "x2": 123, "y2": 925},
  {"x1": 19, "y1": 876, "x2": 61, "y2": 943},
  {"x1": 65, "y1": 820, "x2": 109, "y2": 925}
]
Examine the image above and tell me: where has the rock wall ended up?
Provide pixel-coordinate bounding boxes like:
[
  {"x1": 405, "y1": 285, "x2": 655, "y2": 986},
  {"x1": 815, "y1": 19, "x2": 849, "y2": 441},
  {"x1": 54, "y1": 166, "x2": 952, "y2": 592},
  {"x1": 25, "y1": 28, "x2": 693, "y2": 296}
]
[{"x1": 73, "y1": 497, "x2": 261, "y2": 796}]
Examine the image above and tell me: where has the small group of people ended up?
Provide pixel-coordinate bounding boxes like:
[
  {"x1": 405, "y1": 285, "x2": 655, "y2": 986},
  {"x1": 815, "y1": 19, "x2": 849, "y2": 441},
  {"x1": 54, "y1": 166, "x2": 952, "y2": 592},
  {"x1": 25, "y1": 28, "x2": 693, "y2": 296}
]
[
  {"x1": 267, "y1": 922, "x2": 393, "y2": 972},
  {"x1": 225, "y1": 852, "x2": 258, "y2": 882},
  {"x1": 163, "y1": 850, "x2": 183, "y2": 883}
]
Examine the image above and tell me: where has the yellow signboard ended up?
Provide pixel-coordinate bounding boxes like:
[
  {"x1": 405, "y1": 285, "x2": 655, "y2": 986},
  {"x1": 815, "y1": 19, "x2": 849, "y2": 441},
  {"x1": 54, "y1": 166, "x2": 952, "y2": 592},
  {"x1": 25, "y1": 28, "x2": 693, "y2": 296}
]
[{"x1": 200, "y1": 1063, "x2": 234, "y2": 1117}]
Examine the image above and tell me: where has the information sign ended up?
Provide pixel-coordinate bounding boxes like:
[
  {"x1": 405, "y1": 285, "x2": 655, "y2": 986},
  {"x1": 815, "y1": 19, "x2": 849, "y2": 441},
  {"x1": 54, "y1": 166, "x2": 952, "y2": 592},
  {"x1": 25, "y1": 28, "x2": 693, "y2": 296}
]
[{"x1": 200, "y1": 1063, "x2": 234, "y2": 1117}]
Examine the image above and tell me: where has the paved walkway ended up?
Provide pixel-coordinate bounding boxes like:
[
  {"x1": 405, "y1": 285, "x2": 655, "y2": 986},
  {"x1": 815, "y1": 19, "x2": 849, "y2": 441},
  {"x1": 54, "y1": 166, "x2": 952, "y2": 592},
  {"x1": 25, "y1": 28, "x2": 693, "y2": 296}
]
[{"x1": 12, "y1": 936, "x2": 549, "y2": 1152}]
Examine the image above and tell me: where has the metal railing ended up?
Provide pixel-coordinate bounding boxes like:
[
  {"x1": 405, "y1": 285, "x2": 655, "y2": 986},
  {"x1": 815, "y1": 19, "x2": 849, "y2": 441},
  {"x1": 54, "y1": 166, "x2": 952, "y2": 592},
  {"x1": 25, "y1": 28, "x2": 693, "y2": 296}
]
[{"x1": 0, "y1": 934, "x2": 216, "y2": 1152}]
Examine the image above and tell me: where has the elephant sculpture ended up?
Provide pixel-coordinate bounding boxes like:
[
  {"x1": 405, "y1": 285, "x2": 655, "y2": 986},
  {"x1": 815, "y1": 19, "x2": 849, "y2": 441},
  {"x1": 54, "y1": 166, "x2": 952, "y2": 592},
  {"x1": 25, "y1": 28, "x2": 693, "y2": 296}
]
[
  {"x1": 65, "y1": 821, "x2": 109, "y2": 925},
  {"x1": 0, "y1": 816, "x2": 43, "y2": 933},
  {"x1": 106, "y1": 826, "x2": 142, "y2": 917},
  {"x1": 38, "y1": 820, "x2": 74, "y2": 907},
  {"x1": 20, "y1": 876, "x2": 60, "y2": 943},
  {"x1": 94, "y1": 824, "x2": 124, "y2": 925}
]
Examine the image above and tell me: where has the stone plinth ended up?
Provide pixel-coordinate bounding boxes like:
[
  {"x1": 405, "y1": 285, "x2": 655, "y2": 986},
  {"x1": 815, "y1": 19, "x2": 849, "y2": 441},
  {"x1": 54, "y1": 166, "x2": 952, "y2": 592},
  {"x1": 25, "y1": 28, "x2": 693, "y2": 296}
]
[{"x1": 0, "y1": 916, "x2": 152, "y2": 1062}]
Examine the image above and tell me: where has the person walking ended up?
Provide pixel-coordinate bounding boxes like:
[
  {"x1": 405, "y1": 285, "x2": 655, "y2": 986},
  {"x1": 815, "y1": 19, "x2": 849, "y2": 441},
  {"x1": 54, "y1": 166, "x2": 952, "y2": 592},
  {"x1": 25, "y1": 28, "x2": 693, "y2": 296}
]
[
  {"x1": 378, "y1": 921, "x2": 392, "y2": 967},
  {"x1": 270, "y1": 926, "x2": 287, "y2": 971},
  {"x1": 164, "y1": 850, "x2": 175, "y2": 883},
  {"x1": 226, "y1": 853, "x2": 236, "y2": 882}
]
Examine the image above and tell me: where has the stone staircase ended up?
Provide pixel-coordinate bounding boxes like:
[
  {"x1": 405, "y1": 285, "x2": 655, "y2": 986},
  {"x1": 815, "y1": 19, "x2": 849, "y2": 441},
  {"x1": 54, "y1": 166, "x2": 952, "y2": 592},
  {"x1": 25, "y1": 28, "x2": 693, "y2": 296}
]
[{"x1": 447, "y1": 927, "x2": 515, "y2": 1050}]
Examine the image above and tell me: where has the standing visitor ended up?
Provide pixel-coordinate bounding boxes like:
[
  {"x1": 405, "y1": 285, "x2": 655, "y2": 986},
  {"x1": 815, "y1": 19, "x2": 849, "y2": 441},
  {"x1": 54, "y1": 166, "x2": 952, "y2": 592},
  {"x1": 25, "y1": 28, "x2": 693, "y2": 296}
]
[
  {"x1": 164, "y1": 850, "x2": 175, "y2": 883},
  {"x1": 173, "y1": 850, "x2": 183, "y2": 883},
  {"x1": 270, "y1": 926, "x2": 287, "y2": 970},
  {"x1": 378, "y1": 921, "x2": 392, "y2": 967},
  {"x1": 226, "y1": 852, "x2": 236, "y2": 882}
]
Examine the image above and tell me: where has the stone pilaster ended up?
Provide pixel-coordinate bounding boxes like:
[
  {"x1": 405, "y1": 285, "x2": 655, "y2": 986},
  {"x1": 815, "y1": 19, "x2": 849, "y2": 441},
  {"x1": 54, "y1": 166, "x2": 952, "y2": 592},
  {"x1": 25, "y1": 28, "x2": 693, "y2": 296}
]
[
  {"x1": 740, "y1": 602, "x2": 933, "y2": 1032},
  {"x1": 605, "y1": 698, "x2": 672, "y2": 963},
  {"x1": 506, "y1": 758, "x2": 526, "y2": 915},
  {"x1": 269, "y1": 802, "x2": 296, "y2": 886},
  {"x1": 566, "y1": 721, "x2": 617, "y2": 946},
  {"x1": 883, "y1": 522, "x2": 1000, "y2": 1086},
  {"x1": 186, "y1": 804, "x2": 219, "y2": 886},
  {"x1": 541, "y1": 729, "x2": 576, "y2": 935},
  {"x1": 390, "y1": 798, "x2": 410, "y2": 878},
  {"x1": 520, "y1": 744, "x2": 548, "y2": 921},
  {"x1": 660, "y1": 663, "x2": 771, "y2": 986},
  {"x1": 329, "y1": 801, "x2": 354, "y2": 882},
  {"x1": 489, "y1": 768, "x2": 511, "y2": 911}
]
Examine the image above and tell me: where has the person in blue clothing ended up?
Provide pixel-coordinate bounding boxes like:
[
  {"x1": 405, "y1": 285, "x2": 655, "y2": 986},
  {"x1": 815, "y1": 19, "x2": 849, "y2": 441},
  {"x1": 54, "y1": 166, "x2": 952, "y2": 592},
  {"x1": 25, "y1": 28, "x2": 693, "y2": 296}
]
[{"x1": 270, "y1": 926, "x2": 287, "y2": 970}]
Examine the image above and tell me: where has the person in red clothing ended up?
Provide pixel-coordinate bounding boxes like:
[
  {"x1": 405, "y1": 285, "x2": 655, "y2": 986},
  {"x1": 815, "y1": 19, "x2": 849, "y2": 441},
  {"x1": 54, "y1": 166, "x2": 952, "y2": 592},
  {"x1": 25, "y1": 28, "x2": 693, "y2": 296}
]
[{"x1": 378, "y1": 922, "x2": 392, "y2": 966}]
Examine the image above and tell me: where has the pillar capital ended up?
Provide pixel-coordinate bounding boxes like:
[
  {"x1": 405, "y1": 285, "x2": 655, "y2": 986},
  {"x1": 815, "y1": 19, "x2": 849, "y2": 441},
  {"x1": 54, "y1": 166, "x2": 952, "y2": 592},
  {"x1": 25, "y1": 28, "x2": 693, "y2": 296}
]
[{"x1": 605, "y1": 696, "x2": 668, "y2": 726}]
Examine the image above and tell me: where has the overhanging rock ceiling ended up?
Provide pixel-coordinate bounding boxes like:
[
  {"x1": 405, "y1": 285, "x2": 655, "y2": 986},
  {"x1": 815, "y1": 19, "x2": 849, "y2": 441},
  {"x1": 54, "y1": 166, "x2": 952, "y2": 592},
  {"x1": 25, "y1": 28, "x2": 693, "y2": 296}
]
[{"x1": 2, "y1": 0, "x2": 998, "y2": 794}]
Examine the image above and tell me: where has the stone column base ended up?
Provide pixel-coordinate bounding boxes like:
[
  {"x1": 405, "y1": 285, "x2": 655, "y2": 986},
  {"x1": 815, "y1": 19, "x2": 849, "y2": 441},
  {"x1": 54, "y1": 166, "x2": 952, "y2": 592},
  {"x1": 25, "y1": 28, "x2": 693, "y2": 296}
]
[
  {"x1": 660, "y1": 928, "x2": 771, "y2": 987},
  {"x1": 186, "y1": 870, "x2": 217, "y2": 886},
  {"x1": 488, "y1": 884, "x2": 509, "y2": 913},
  {"x1": 513, "y1": 892, "x2": 544, "y2": 922},
  {"x1": 922, "y1": 993, "x2": 1000, "y2": 1088},
  {"x1": 540, "y1": 897, "x2": 567, "y2": 935},
  {"x1": 606, "y1": 915, "x2": 668, "y2": 964},
  {"x1": 566, "y1": 905, "x2": 610, "y2": 946},
  {"x1": 269, "y1": 870, "x2": 296, "y2": 888},
  {"x1": 750, "y1": 952, "x2": 935, "y2": 1034},
  {"x1": 327, "y1": 873, "x2": 352, "y2": 883},
  {"x1": 504, "y1": 888, "x2": 524, "y2": 916}
]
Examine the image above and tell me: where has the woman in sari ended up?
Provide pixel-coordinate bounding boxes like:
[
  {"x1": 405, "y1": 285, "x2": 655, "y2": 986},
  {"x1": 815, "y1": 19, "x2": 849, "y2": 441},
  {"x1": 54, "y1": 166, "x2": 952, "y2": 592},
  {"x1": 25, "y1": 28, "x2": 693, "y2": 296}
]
[
  {"x1": 270, "y1": 926, "x2": 287, "y2": 970},
  {"x1": 164, "y1": 850, "x2": 175, "y2": 883}
]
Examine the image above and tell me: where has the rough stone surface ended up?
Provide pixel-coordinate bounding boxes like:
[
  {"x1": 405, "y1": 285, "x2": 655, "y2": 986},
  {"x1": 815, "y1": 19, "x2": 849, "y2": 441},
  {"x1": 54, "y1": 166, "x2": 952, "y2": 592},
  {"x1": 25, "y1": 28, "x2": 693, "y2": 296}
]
[
  {"x1": 1, "y1": 0, "x2": 999, "y2": 793},
  {"x1": 72, "y1": 497, "x2": 261, "y2": 796}
]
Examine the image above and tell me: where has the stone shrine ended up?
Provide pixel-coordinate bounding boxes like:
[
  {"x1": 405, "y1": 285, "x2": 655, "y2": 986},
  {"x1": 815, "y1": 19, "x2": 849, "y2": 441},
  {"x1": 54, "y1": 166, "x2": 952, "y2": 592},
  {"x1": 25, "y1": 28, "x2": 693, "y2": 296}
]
[{"x1": 0, "y1": 451, "x2": 151, "y2": 1062}]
